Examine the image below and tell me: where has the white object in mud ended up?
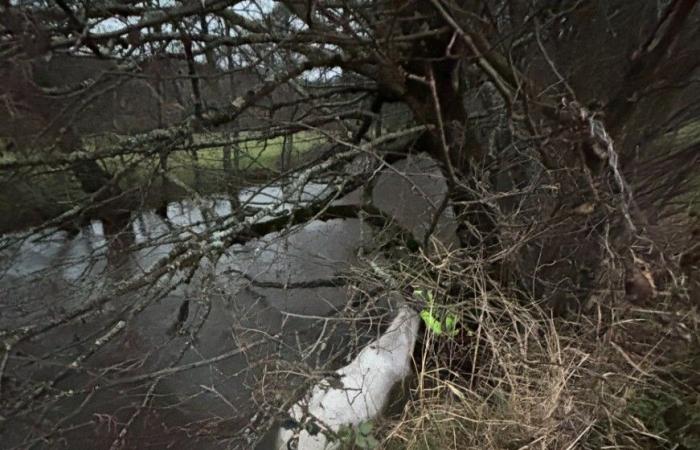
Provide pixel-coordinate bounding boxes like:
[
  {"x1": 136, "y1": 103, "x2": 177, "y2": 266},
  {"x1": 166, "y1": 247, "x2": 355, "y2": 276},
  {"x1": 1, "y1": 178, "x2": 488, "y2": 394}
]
[{"x1": 276, "y1": 305, "x2": 420, "y2": 450}]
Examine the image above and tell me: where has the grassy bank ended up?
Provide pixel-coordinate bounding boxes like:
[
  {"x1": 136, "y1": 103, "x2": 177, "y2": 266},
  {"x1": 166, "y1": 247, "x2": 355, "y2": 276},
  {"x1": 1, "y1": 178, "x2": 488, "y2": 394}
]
[{"x1": 0, "y1": 131, "x2": 328, "y2": 232}]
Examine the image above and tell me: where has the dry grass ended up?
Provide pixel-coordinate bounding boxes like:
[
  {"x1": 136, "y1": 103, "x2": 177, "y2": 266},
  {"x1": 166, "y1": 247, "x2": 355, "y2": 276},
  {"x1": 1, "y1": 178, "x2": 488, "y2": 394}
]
[{"x1": 352, "y1": 244, "x2": 700, "y2": 450}]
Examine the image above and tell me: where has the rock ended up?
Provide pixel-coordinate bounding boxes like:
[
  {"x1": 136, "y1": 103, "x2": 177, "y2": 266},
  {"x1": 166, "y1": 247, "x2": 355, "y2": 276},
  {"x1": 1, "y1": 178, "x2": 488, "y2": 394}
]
[{"x1": 275, "y1": 305, "x2": 420, "y2": 450}]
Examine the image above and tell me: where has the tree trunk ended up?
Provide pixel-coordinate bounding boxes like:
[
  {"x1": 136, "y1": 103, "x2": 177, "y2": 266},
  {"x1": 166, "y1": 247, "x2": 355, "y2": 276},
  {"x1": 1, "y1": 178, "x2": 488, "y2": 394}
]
[
  {"x1": 223, "y1": 143, "x2": 232, "y2": 174},
  {"x1": 280, "y1": 132, "x2": 293, "y2": 171},
  {"x1": 57, "y1": 126, "x2": 131, "y2": 232},
  {"x1": 222, "y1": 132, "x2": 241, "y2": 211},
  {"x1": 191, "y1": 149, "x2": 202, "y2": 191},
  {"x1": 156, "y1": 149, "x2": 170, "y2": 218},
  {"x1": 374, "y1": 110, "x2": 382, "y2": 139},
  {"x1": 397, "y1": 51, "x2": 492, "y2": 248}
]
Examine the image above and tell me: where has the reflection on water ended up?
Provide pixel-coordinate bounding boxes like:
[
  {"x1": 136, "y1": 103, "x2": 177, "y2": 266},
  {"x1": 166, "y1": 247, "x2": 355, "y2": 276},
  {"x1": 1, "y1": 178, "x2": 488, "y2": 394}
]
[
  {"x1": 0, "y1": 182, "x2": 368, "y2": 449},
  {"x1": 2, "y1": 181, "x2": 330, "y2": 279},
  {"x1": 0, "y1": 156, "x2": 455, "y2": 449}
]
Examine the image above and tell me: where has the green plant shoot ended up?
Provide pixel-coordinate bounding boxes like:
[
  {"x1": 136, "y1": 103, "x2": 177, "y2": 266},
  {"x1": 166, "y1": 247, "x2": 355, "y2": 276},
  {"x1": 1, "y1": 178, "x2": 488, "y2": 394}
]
[{"x1": 414, "y1": 289, "x2": 459, "y2": 336}]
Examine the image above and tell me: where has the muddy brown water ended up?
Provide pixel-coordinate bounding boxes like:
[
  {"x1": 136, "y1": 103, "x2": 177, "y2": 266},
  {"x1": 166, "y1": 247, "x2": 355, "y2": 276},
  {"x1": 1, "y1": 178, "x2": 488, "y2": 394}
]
[{"x1": 0, "y1": 155, "x2": 455, "y2": 449}]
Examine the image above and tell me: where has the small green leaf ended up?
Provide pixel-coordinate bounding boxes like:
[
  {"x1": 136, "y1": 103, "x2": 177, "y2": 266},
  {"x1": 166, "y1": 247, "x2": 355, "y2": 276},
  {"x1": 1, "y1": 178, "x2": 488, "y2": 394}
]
[
  {"x1": 358, "y1": 421, "x2": 373, "y2": 435},
  {"x1": 444, "y1": 314, "x2": 459, "y2": 336},
  {"x1": 420, "y1": 309, "x2": 443, "y2": 335},
  {"x1": 365, "y1": 435, "x2": 380, "y2": 449},
  {"x1": 416, "y1": 288, "x2": 459, "y2": 337},
  {"x1": 337, "y1": 426, "x2": 352, "y2": 440}
]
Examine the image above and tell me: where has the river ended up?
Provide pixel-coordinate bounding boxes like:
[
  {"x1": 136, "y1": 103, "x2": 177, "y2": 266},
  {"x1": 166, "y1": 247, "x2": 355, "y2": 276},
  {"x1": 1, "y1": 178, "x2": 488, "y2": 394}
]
[{"x1": 0, "y1": 155, "x2": 455, "y2": 449}]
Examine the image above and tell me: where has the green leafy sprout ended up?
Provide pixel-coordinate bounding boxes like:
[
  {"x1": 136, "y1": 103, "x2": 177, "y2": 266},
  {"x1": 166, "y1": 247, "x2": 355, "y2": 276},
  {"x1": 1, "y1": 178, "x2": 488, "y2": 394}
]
[
  {"x1": 338, "y1": 421, "x2": 380, "y2": 449},
  {"x1": 413, "y1": 289, "x2": 459, "y2": 337}
]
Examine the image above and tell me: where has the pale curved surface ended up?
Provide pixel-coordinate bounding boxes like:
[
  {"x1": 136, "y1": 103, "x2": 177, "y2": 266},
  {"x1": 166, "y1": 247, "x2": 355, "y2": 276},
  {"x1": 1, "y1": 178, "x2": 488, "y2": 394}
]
[{"x1": 276, "y1": 305, "x2": 420, "y2": 450}]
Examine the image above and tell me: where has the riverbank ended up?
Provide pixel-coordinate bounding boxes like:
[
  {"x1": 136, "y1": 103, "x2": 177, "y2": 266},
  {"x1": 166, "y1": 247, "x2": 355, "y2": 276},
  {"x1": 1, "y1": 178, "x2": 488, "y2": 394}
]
[
  {"x1": 361, "y1": 246, "x2": 700, "y2": 450},
  {"x1": 0, "y1": 131, "x2": 326, "y2": 233}
]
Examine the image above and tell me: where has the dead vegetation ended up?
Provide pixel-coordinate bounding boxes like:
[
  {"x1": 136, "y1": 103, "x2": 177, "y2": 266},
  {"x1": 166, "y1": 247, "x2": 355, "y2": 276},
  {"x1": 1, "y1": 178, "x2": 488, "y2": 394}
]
[{"x1": 352, "y1": 187, "x2": 700, "y2": 450}]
